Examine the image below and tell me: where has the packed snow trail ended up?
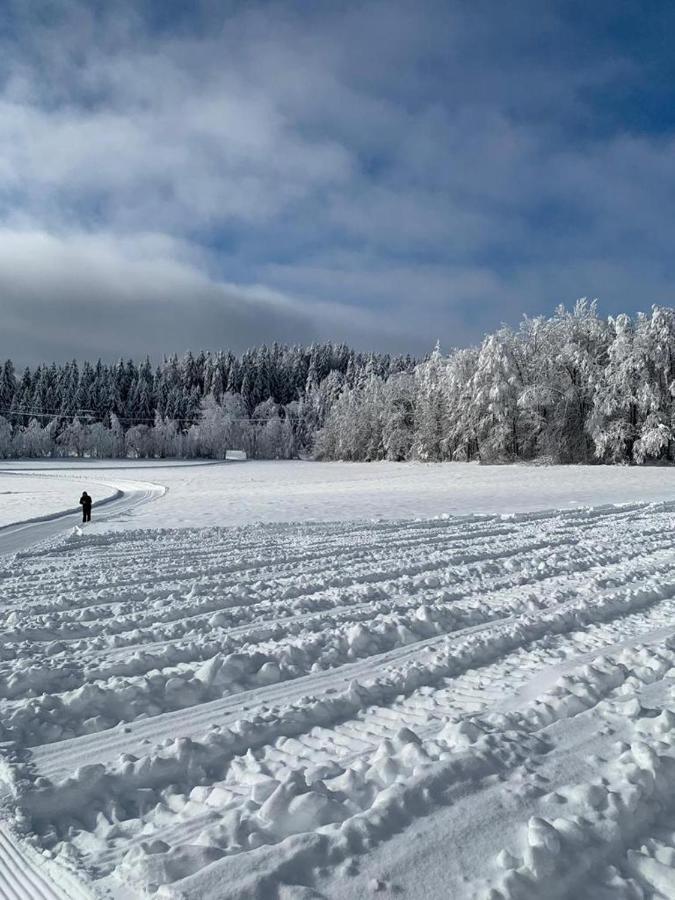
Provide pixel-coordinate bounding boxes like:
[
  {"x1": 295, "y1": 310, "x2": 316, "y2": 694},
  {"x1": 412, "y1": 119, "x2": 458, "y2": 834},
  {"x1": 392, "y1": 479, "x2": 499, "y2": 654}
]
[
  {"x1": 0, "y1": 473, "x2": 164, "y2": 555},
  {"x1": 3, "y1": 500, "x2": 675, "y2": 896}
]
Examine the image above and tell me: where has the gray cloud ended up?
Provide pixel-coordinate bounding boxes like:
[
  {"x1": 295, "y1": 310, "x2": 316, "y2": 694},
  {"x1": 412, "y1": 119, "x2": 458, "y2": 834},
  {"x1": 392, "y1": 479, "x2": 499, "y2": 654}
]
[{"x1": 0, "y1": 229, "x2": 417, "y2": 365}]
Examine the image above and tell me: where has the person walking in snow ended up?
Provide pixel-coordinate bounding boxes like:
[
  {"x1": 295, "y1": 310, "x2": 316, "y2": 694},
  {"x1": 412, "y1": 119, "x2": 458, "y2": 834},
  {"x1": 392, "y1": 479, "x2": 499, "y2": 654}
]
[{"x1": 79, "y1": 491, "x2": 92, "y2": 523}]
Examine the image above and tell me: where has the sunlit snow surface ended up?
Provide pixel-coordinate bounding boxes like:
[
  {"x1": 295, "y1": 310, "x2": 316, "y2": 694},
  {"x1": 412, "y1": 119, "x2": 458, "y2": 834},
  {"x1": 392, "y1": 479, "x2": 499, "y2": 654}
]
[
  {"x1": 3, "y1": 461, "x2": 675, "y2": 899},
  {"x1": 6, "y1": 458, "x2": 675, "y2": 526}
]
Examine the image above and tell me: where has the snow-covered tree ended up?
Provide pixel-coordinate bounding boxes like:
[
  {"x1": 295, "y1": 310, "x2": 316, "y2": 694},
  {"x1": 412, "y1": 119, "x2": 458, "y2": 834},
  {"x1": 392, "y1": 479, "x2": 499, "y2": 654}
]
[
  {"x1": 413, "y1": 343, "x2": 450, "y2": 461},
  {"x1": 589, "y1": 313, "x2": 642, "y2": 462},
  {"x1": 382, "y1": 373, "x2": 415, "y2": 461},
  {"x1": 0, "y1": 416, "x2": 12, "y2": 458},
  {"x1": 57, "y1": 418, "x2": 88, "y2": 457}
]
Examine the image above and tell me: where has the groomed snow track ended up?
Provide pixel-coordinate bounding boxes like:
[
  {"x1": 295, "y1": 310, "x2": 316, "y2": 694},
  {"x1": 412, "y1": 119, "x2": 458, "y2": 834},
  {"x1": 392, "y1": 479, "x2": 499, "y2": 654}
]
[
  {"x1": 3, "y1": 498, "x2": 675, "y2": 897},
  {"x1": 0, "y1": 823, "x2": 95, "y2": 900},
  {"x1": 0, "y1": 473, "x2": 164, "y2": 556}
]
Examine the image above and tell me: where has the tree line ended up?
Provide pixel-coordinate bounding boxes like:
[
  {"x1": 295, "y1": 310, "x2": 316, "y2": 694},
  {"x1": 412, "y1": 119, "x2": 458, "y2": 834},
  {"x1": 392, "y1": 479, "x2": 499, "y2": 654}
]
[
  {"x1": 2, "y1": 302, "x2": 675, "y2": 464},
  {"x1": 0, "y1": 344, "x2": 414, "y2": 460}
]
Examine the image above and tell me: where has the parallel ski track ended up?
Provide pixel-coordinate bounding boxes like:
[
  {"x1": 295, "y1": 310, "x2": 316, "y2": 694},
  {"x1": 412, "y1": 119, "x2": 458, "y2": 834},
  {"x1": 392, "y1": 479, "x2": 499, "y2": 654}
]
[
  {"x1": 3, "y1": 498, "x2": 675, "y2": 896},
  {"x1": 0, "y1": 825, "x2": 89, "y2": 900}
]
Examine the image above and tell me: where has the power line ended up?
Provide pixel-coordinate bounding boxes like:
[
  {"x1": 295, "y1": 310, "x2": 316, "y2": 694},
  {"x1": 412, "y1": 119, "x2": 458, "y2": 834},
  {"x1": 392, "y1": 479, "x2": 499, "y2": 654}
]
[{"x1": 0, "y1": 407, "x2": 291, "y2": 426}]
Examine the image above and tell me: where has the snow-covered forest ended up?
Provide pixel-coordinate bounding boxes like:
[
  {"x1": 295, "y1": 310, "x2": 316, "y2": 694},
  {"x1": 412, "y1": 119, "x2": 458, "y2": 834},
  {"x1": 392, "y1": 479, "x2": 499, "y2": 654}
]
[{"x1": 1, "y1": 301, "x2": 675, "y2": 464}]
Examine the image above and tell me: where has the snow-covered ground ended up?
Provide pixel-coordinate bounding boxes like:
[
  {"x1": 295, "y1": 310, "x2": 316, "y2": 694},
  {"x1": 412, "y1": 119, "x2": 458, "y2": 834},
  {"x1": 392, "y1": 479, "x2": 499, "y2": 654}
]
[
  {"x1": 3, "y1": 461, "x2": 675, "y2": 898},
  {"x1": 5, "y1": 459, "x2": 675, "y2": 526}
]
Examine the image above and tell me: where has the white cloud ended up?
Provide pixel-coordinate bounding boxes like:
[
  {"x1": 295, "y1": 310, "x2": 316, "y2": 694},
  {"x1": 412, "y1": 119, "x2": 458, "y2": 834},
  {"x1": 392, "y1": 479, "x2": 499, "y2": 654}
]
[{"x1": 0, "y1": 0, "x2": 672, "y2": 362}]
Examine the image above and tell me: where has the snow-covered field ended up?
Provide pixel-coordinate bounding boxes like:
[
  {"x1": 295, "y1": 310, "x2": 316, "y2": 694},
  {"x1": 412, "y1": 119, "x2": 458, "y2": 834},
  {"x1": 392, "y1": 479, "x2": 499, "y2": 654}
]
[
  {"x1": 3, "y1": 461, "x2": 675, "y2": 898},
  {"x1": 6, "y1": 458, "x2": 675, "y2": 526}
]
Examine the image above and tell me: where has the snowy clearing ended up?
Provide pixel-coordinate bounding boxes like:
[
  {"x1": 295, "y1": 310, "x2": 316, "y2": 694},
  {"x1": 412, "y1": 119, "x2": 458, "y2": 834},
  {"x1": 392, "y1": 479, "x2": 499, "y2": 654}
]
[
  {"x1": 3, "y1": 463, "x2": 675, "y2": 897},
  {"x1": 5, "y1": 459, "x2": 675, "y2": 527}
]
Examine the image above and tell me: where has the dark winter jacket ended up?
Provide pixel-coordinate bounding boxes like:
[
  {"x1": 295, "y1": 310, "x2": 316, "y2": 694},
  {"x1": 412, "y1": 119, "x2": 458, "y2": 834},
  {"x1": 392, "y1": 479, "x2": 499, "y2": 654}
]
[{"x1": 79, "y1": 492, "x2": 92, "y2": 510}]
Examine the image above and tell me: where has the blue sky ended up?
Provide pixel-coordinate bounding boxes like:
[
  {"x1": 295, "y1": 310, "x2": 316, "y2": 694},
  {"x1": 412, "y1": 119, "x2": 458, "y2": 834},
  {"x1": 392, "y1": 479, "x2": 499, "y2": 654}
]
[{"x1": 1, "y1": 0, "x2": 674, "y2": 363}]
